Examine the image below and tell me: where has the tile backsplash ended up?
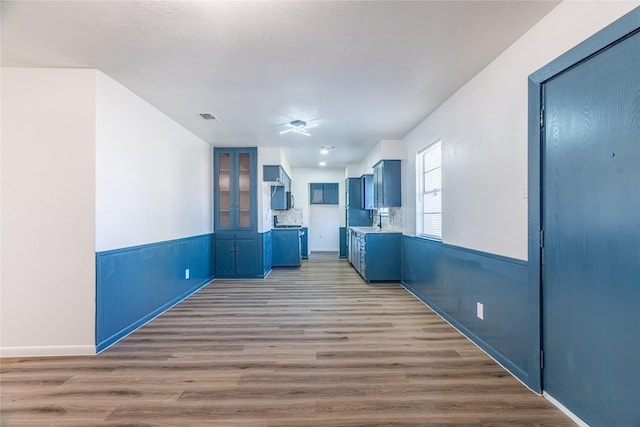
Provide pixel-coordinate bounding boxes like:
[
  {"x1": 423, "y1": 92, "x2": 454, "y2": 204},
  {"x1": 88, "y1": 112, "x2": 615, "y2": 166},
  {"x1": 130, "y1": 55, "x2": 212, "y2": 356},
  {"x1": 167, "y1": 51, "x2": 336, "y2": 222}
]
[
  {"x1": 372, "y1": 207, "x2": 402, "y2": 231},
  {"x1": 273, "y1": 207, "x2": 303, "y2": 226}
]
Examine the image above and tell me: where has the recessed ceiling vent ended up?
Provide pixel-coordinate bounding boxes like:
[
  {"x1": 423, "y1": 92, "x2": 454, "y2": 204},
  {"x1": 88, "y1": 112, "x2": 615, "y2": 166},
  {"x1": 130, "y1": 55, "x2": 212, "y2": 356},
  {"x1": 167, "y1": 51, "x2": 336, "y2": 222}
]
[{"x1": 199, "y1": 113, "x2": 219, "y2": 121}]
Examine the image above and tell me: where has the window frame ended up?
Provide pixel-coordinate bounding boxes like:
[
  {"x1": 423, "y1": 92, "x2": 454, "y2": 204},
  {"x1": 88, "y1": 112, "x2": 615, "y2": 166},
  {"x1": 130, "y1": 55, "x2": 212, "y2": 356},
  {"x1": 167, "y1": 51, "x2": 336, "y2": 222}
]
[{"x1": 416, "y1": 140, "x2": 442, "y2": 240}]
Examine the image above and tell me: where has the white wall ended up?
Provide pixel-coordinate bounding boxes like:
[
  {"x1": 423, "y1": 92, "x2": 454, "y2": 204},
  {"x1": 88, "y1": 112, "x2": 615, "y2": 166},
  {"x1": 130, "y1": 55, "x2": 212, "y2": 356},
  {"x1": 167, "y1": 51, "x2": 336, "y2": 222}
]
[
  {"x1": 95, "y1": 72, "x2": 212, "y2": 251},
  {"x1": 358, "y1": 139, "x2": 405, "y2": 176},
  {"x1": 402, "y1": 1, "x2": 639, "y2": 260},
  {"x1": 290, "y1": 167, "x2": 346, "y2": 251},
  {"x1": 1, "y1": 68, "x2": 97, "y2": 356},
  {"x1": 0, "y1": 68, "x2": 213, "y2": 356},
  {"x1": 309, "y1": 205, "x2": 341, "y2": 251}
]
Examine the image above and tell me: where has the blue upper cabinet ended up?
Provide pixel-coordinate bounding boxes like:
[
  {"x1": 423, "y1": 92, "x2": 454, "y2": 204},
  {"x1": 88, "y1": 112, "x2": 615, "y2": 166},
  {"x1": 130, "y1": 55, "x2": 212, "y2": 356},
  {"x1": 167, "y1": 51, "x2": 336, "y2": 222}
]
[
  {"x1": 345, "y1": 178, "x2": 373, "y2": 226},
  {"x1": 309, "y1": 183, "x2": 339, "y2": 205},
  {"x1": 214, "y1": 148, "x2": 257, "y2": 232},
  {"x1": 361, "y1": 174, "x2": 374, "y2": 210},
  {"x1": 263, "y1": 165, "x2": 286, "y2": 185},
  {"x1": 270, "y1": 185, "x2": 288, "y2": 210},
  {"x1": 264, "y1": 165, "x2": 292, "y2": 210},
  {"x1": 346, "y1": 178, "x2": 362, "y2": 209},
  {"x1": 373, "y1": 160, "x2": 401, "y2": 207}
]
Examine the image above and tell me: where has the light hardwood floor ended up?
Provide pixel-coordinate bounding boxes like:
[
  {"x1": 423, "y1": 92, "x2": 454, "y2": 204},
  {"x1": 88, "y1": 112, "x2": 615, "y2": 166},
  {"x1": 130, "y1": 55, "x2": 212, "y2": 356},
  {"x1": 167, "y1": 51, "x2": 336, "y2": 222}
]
[{"x1": 1, "y1": 253, "x2": 574, "y2": 426}]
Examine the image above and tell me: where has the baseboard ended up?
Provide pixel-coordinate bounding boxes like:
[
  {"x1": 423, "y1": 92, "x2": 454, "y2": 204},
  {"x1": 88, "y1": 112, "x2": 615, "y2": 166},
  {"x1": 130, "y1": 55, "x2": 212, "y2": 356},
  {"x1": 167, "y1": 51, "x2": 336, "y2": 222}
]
[
  {"x1": 544, "y1": 392, "x2": 589, "y2": 427},
  {"x1": 0, "y1": 345, "x2": 95, "y2": 358}
]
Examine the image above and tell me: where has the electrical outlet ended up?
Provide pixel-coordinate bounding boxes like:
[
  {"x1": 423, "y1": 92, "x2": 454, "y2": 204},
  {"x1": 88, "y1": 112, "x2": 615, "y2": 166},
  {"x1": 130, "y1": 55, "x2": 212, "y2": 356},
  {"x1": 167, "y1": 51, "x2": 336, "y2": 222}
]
[
  {"x1": 185, "y1": 269, "x2": 190, "y2": 280},
  {"x1": 477, "y1": 302, "x2": 484, "y2": 320}
]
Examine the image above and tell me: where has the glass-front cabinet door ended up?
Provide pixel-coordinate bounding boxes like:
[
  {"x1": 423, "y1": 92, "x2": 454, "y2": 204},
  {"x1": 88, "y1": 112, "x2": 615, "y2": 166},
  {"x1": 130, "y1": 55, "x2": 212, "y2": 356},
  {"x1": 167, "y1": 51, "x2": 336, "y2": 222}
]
[
  {"x1": 214, "y1": 148, "x2": 257, "y2": 232},
  {"x1": 216, "y1": 151, "x2": 232, "y2": 230},
  {"x1": 237, "y1": 151, "x2": 253, "y2": 230}
]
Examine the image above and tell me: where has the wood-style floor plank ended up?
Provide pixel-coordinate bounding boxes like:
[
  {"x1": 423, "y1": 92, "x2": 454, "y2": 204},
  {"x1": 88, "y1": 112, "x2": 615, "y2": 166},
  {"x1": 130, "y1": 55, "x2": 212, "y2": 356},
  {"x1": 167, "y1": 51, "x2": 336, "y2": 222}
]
[{"x1": 1, "y1": 253, "x2": 574, "y2": 426}]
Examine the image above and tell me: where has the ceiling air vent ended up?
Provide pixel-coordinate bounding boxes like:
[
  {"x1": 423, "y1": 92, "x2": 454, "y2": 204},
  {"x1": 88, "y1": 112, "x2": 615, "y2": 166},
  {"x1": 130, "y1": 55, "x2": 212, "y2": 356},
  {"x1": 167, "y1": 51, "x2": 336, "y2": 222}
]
[{"x1": 199, "y1": 113, "x2": 219, "y2": 121}]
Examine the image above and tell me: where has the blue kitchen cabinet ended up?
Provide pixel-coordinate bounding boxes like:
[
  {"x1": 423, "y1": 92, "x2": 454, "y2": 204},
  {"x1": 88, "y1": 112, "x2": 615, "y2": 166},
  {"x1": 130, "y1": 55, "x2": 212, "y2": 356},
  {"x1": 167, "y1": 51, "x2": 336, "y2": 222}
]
[
  {"x1": 214, "y1": 148, "x2": 257, "y2": 232},
  {"x1": 310, "y1": 183, "x2": 324, "y2": 203},
  {"x1": 214, "y1": 148, "x2": 259, "y2": 277},
  {"x1": 361, "y1": 174, "x2": 374, "y2": 210},
  {"x1": 349, "y1": 228, "x2": 401, "y2": 282},
  {"x1": 214, "y1": 237, "x2": 235, "y2": 276},
  {"x1": 271, "y1": 228, "x2": 301, "y2": 267},
  {"x1": 263, "y1": 165, "x2": 289, "y2": 186},
  {"x1": 301, "y1": 227, "x2": 308, "y2": 259},
  {"x1": 339, "y1": 227, "x2": 347, "y2": 259},
  {"x1": 373, "y1": 160, "x2": 401, "y2": 207},
  {"x1": 264, "y1": 165, "x2": 292, "y2": 210},
  {"x1": 346, "y1": 177, "x2": 362, "y2": 208},
  {"x1": 310, "y1": 183, "x2": 339, "y2": 205},
  {"x1": 323, "y1": 183, "x2": 339, "y2": 204},
  {"x1": 235, "y1": 236, "x2": 258, "y2": 276},
  {"x1": 270, "y1": 185, "x2": 289, "y2": 210},
  {"x1": 345, "y1": 178, "x2": 373, "y2": 227},
  {"x1": 364, "y1": 232, "x2": 401, "y2": 281},
  {"x1": 215, "y1": 233, "x2": 257, "y2": 277}
]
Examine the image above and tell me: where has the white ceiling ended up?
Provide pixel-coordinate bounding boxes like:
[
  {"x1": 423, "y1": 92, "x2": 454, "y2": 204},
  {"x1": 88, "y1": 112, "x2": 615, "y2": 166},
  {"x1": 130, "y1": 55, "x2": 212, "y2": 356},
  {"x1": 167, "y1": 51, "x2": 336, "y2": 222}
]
[{"x1": 1, "y1": 1, "x2": 559, "y2": 169}]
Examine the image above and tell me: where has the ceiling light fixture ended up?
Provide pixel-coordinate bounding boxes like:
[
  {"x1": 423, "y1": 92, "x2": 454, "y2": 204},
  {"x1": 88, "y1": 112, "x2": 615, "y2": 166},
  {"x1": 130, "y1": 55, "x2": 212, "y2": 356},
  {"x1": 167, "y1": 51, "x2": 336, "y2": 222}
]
[
  {"x1": 320, "y1": 149, "x2": 329, "y2": 155},
  {"x1": 319, "y1": 161, "x2": 327, "y2": 167},
  {"x1": 279, "y1": 119, "x2": 318, "y2": 136}
]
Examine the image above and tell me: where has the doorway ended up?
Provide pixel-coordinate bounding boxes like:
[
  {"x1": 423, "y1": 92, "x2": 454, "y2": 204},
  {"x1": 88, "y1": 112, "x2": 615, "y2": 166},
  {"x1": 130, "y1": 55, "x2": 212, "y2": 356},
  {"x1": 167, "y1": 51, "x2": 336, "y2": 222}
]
[
  {"x1": 529, "y1": 10, "x2": 639, "y2": 426},
  {"x1": 308, "y1": 204, "x2": 340, "y2": 253}
]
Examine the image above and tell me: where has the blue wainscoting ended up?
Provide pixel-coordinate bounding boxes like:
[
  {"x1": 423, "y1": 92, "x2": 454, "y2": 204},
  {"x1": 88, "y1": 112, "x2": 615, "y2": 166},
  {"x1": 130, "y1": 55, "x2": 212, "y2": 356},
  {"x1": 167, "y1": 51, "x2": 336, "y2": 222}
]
[
  {"x1": 96, "y1": 234, "x2": 214, "y2": 352},
  {"x1": 401, "y1": 235, "x2": 533, "y2": 387}
]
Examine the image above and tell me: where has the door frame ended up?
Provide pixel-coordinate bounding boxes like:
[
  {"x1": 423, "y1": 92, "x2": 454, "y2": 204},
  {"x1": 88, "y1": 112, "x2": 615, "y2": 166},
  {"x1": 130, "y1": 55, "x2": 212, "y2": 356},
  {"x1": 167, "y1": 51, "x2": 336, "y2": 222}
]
[{"x1": 527, "y1": 7, "x2": 640, "y2": 393}]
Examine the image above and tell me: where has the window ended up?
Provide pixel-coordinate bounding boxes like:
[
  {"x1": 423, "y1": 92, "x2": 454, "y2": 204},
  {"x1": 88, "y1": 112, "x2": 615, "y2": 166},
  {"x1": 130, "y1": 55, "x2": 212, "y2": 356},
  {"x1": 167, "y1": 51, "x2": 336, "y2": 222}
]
[{"x1": 417, "y1": 140, "x2": 442, "y2": 239}]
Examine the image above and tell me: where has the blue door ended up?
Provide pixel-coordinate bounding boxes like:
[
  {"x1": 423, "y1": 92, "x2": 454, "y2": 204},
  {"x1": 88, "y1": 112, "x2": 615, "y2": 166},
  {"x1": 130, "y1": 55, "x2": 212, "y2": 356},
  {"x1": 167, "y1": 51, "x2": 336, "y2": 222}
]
[{"x1": 542, "y1": 29, "x2": 639, "y2": 426}]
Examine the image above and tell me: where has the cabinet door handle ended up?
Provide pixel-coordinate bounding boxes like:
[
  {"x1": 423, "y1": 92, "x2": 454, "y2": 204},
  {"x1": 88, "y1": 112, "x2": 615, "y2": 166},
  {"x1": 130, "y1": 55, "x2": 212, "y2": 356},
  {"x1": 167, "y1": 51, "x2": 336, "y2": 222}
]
[
  {"x1": 229, "y1": 247, "x2": 234, "y2": 253},
  {"x1": 235, "y1": 247, "x2": 240, "y2": 253}
]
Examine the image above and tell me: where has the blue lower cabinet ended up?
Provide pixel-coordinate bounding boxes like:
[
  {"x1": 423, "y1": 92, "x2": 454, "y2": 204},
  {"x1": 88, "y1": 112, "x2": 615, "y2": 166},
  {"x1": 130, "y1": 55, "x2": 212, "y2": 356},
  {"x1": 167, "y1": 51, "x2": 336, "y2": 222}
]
[
  {"x1": 215, "y1": 232, "x2": 258, "y2": 278},
  {"x1": 339, "y1": 227, "x2": 347, "y2": 258},
  {"x1": 215, "y1": 239, "x2": 235, "y2": 276},
  {"x1": 301, "y1": 227, "x2": 308, "y2": 259},
  {"x1": 272, "y1": 228, "x2": 301, "y2": 267},
  {"x1": 235, "y1": 238, "x2": 258, "y2": 276},
  {"x1": 364, "y1": 233, "x2": 401, "y2": 281},
  {"x1": 349, "y1": 229, "x2": 401, "y2": 282}
]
